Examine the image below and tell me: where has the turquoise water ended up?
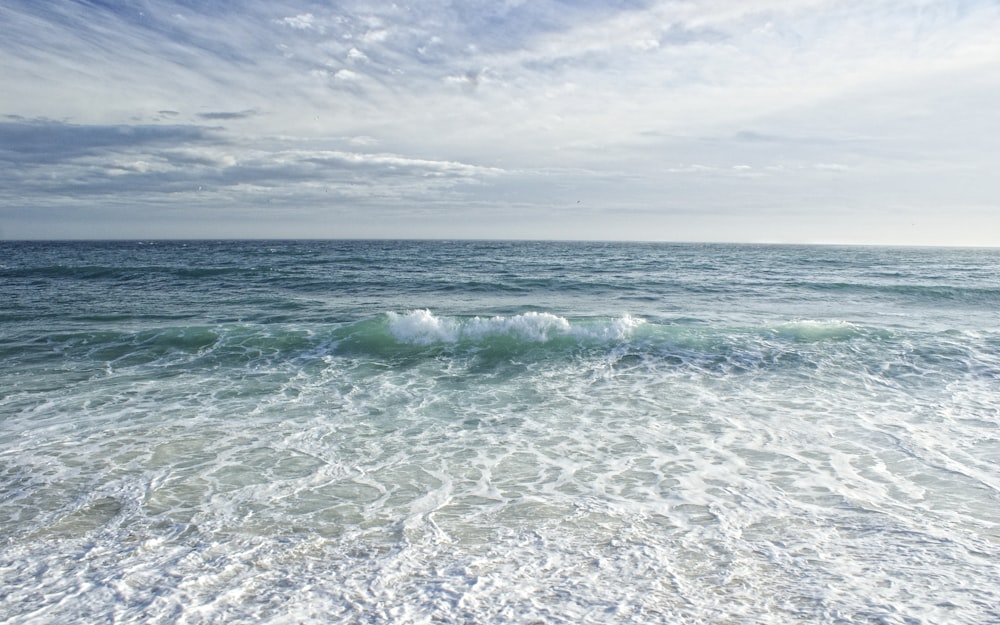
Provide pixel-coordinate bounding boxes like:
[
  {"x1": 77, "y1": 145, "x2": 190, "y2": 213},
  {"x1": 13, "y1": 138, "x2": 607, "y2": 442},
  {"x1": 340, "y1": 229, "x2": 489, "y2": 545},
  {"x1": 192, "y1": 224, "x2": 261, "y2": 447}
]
[{"x1": 2, "y1": 241, "x2": 999, "y2": 624}]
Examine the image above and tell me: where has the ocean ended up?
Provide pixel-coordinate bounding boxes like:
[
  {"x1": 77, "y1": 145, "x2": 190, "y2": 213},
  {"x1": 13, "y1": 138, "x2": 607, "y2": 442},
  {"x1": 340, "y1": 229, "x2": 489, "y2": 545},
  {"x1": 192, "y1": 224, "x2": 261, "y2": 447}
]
[{"x1": 1, "y1": 240, "x2": 998, "y2": 624}]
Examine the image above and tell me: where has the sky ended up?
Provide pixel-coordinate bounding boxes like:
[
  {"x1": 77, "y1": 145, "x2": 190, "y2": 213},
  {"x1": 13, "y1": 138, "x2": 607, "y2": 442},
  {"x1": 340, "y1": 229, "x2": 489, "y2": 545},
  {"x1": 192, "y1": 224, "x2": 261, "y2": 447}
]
[{"x1": 2, "y1": 0, "x2": 999, "y2": 244}]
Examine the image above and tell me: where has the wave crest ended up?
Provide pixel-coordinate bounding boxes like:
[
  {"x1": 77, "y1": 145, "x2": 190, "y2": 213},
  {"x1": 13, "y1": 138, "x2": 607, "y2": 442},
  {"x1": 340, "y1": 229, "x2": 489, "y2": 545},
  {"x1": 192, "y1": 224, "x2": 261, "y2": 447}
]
[{"x1": 385, "y1": 310, "x2": 644, "y2": 345}]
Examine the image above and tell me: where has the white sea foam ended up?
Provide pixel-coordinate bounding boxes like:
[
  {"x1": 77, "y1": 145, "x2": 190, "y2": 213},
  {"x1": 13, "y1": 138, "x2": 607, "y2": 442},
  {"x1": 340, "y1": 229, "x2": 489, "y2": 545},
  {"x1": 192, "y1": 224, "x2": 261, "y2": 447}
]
[
  {"x1": 4, "y1": 242, "x2": 1000, "y2": 624},
  {"x1": 772, "y1": 319, "x2": 863, "y2": 341},
  {"x1": 4, "y1": 326, "x2": 1000, "y2": 624},
  {"x1": 387, "y1": 308, "x2": 461, "y2": 343},
  {"x1": 386, "y1": 309, "x2": 644, "y2": 345}
]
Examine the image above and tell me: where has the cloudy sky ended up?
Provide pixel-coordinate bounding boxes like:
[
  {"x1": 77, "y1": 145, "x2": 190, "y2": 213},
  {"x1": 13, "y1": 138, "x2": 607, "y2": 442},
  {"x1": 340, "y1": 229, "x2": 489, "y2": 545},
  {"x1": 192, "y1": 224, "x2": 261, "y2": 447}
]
[{"x1": 2, "y1": 0, "x2": 999, "y2": 244}]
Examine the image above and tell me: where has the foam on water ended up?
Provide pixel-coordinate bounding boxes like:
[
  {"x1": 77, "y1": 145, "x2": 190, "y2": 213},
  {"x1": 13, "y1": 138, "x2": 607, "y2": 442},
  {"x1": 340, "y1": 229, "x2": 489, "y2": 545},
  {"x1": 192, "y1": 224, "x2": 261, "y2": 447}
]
[
  {"x1": 3, "y1": 241, "x2": 1000, "y2": 624},
  {"x1": 5, "y1": 317, "x2": 1000, "y2": 623},
  {"x1": 386, "y1": 309, "x2": 644, "y2": 345}
]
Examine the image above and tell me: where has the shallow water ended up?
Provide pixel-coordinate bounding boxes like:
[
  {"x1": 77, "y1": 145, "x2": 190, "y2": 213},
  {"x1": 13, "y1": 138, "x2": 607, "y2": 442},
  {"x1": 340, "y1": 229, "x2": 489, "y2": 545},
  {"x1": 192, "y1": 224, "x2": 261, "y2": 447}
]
[{"x1": 2, "y1": 241, "x2": 999, "y2": 623}]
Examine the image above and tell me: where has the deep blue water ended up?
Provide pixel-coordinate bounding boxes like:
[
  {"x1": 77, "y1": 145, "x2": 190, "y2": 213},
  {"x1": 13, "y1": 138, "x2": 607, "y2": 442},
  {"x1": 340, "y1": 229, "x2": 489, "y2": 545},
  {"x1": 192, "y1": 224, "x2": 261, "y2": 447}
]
[{"x1": 2, "y1": 240, "x2": 999, "y2": 624}]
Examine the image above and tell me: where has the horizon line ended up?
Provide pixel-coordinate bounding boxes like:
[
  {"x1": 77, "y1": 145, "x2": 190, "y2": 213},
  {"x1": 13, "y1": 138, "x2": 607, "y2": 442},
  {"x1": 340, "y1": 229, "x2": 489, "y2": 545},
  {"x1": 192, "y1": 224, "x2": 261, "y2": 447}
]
[{"x1": 1, "y1": 237, "x2": 997, "y2": 250}]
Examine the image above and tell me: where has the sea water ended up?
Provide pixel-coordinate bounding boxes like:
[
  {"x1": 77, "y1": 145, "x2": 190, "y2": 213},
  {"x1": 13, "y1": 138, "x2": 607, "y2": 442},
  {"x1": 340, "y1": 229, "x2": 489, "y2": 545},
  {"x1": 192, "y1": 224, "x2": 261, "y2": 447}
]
[{"x1": 1, "y1": 240, "x2": 998, "y2": 624}]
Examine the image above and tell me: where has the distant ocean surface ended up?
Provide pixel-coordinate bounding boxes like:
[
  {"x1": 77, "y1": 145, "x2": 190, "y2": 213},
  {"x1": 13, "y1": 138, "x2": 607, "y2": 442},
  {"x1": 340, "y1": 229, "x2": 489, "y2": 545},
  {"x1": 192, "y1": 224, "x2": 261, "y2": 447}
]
[{"x1": 2, "y1": 240, "x2": 999, "y2": 624}]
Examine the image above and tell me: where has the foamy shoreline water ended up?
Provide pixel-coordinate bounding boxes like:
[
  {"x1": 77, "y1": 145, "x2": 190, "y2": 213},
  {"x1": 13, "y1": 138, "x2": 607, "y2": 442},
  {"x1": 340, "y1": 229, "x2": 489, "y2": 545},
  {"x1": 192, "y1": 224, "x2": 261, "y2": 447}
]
[{"x1": 2, "y1": 241, "x2": 999, "y2": 624}]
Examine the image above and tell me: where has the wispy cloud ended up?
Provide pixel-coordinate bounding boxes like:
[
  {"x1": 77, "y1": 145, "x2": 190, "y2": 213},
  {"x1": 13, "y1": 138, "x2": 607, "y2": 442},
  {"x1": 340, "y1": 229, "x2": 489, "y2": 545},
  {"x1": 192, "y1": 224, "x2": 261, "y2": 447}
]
[
  {"x1": 197, "y1": 110, "x2": 259, "y2": 121},
  {"x1": 0, "y1": 120, "x2": 215, "y2": 163},
  {"x1": 2, "y1": 0, "x2": 999, "y2": 244}
]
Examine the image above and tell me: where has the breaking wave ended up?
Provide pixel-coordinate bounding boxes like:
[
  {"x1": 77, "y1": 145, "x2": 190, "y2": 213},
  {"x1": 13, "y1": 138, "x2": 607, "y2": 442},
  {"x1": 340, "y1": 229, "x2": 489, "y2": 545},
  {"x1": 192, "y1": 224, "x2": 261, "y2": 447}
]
[{"x1": 386, "y1": 309, "x2": 644, "y2": 344}]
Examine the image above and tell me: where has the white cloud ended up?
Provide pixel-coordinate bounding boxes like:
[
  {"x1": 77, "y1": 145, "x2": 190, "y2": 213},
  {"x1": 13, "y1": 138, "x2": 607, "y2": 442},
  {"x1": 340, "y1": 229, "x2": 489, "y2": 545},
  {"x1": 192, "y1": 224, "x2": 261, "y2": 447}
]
[
  {"x1": 346, "y1": 47, "x2": 368, "y2": 62},
  {"x1": 360, "y1": 29, "x2": 388, "y2": 44},
  {"x1": 1, "y1": 0, "x2": 999, "y2": 244},
  {"x1": 631, "y1": 39, "x2": 660, "y2": 51},
  {"x1": 278, "y1": 13, "x2": 320, "y2": 32}
]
